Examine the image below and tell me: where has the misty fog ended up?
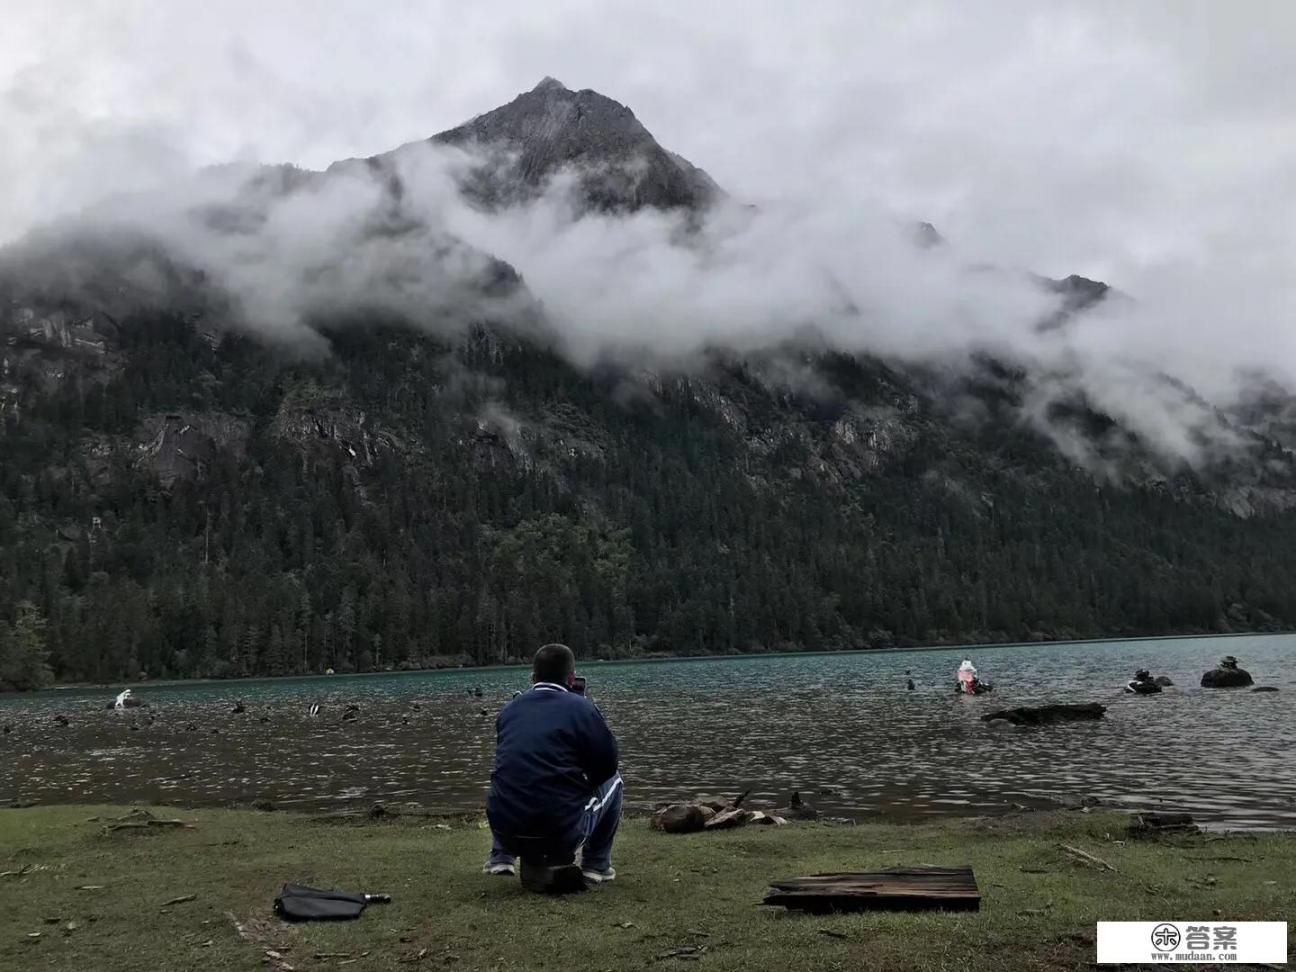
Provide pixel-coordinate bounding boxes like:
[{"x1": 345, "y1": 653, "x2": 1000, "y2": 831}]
[{"x1": 3, "y1": 0, "x2": 1293, "y2": 473}]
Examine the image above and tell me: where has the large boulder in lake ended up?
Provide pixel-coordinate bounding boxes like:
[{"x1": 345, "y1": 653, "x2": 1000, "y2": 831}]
[
  {"x1": 982, "y1": 703, "x2": 1106, "y2": 726},
  {"x1": 1200, "y1": 655, "x2": 1253, "y2": 688}
]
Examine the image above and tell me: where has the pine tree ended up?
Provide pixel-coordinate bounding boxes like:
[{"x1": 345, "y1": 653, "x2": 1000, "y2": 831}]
[{"x1": 0, "y1": 601, "x2": 54, "y2": 691}]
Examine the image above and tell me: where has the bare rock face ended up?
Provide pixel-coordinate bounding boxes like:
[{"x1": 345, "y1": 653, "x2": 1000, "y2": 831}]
[
  {"x1": 135, "y1": 412, "x2": 250, "y2": 486},
  {"x1": 1036, "y1": 274, "x2": 1113, "y2": 332},
  {"x1": 270, "y1": 386, "x2": 409, "y2": 466}
]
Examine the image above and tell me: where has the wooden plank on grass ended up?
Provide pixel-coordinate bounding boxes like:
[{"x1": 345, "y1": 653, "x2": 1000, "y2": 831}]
[{"x1": 764, "y1": 866, "x2": 981, "y2": 912}]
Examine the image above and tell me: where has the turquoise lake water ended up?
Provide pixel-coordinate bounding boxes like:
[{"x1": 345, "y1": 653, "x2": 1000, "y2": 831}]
[{"x1": 2, "y1": 634, "x2": 1294, "y2": 828}]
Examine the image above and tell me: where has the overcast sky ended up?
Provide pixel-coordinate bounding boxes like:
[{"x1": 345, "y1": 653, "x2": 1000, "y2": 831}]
[
  {"x1": 3, "y1": 0, "x2": 1294, "y2": 415},
  {"x1": 3, "y1": 1, "x2": 1292, "y2": 271}
]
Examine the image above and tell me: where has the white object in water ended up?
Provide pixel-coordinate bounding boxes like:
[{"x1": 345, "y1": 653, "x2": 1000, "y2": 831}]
[
  {"x1": 308, "y1": 702, "x2": 320, "y2": 717},
  {"x1": 956, "y1": 660, "x2": 977, "y2": 693},
  {"x1": 114, "y1": 689, "x2": 132, "y2": 710}
]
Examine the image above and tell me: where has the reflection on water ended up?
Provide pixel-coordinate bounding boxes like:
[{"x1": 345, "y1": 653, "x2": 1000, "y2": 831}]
[{"x1": 2, "y1": 635, "x2": 1295, "y2": 829}]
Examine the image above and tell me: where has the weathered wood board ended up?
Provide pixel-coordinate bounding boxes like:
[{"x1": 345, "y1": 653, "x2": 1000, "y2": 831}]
[{"x1": 764, "y1": 866, "x2": 981, "y2": 912}]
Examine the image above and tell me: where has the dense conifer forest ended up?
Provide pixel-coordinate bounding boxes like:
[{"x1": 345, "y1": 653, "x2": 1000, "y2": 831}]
[{"x1": 4, "y1": 307, "x2": 1294, "y2": 690}]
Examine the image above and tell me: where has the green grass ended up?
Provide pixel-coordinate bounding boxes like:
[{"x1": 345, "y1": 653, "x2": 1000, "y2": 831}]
[{"x1": 1, "y1": 806, "x2": 1292, "y2": 971}]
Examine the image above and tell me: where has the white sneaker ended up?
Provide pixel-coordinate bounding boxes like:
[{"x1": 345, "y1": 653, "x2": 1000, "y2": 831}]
[
  {"x1": 483, "y1": 861, "x2": 516, "y2": 876},
  {"x1": 581, "y1": 865, "x2": 615, "y2": 884}
]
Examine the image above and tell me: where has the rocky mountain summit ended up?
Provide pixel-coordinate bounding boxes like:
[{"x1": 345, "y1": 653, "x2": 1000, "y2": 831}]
[
  {"x1": 3, "y1": 79, "x2": 1296, "y2": 685},
  {"x1": 323, "y1": 76, "x2": 720, "y2": 217},
  {"x1": 430, "y1": 76, "x2": 720, "y2": 213}
]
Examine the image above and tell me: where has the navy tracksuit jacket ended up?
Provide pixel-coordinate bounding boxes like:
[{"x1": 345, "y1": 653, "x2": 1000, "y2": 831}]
[{"x1": 486, "y1": 683, "x2": 619, "y2": 845}]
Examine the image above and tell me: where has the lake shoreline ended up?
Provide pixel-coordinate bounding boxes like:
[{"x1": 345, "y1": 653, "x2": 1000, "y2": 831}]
[
  {"x1": 21, "y1": 627, "x2": 1294, "y2": 695},
  {"x1": 5, "y1": 634, "x2": 1293, "y2": 830}
]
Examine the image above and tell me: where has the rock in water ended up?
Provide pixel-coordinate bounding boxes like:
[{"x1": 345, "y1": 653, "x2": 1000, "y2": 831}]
[
  {"x1": 785, "y1": 791, "x2": 819, "y2": 821},
  {"x1": 1125, "y1": 669, "x2": 1162, "y2": 694},
  {"x1": 1201, "y1": 656, "x2": 1253, "y2": 688},
  {"x1": 651, "y1": 804, "x2": 708, "y2": 834},
  {"x1": 1126, "y1": 681, "x2": 1162, "y2": 695},
  {"x1": 982, "y1": 703, "x2": 1106, "y2": 726},
  {"x1": 1252, "y1": 686, "x2": 1279, "y2": 693},
  {"x1": 1153, "y1": 675, "x2": 1174, "y2": 687}
]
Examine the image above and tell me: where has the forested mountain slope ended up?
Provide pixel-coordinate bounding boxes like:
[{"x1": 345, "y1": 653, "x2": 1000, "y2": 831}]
[{"x1": 3, "y1": 79, "x2": 1295, "y2": 687}]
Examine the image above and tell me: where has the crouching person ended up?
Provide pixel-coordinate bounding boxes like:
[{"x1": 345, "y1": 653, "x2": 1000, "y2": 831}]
[{"x1": 483, "y1": 643, "x2": 622, "y2": 887}]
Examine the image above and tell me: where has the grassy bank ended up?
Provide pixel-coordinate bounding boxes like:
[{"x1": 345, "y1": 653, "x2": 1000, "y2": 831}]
[{"x1": 1, "y1": 806, "x2": 1292, "y2": 971}]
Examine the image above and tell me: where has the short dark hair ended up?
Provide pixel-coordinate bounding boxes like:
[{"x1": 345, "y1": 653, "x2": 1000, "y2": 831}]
[{"x1": 533, "y1": 643, "x2": 575, "y2": 685}]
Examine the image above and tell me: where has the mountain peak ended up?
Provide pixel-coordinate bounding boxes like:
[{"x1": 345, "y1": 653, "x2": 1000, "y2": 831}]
[
  {"x1": 533, "y1": 76, "x2": 568, "y2": 93},
  {"x1": 427, "y1": 79, "x2": 721, "y2": 214}
]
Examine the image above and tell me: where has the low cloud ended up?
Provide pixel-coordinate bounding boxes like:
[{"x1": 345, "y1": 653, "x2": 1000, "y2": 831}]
[{"x1": 2, "y1": 0, "x2": 1294, "y2": 476}]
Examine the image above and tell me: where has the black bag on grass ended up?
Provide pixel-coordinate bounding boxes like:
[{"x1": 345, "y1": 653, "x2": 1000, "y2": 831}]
[{"x1": 274, "y1": 883, "x2": 391, "y2": 921}]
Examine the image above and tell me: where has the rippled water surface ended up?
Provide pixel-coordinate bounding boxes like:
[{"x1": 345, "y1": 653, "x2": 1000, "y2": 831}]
[{"x1": 2, "y1": 635, "x2": 1294, "y2": 828}]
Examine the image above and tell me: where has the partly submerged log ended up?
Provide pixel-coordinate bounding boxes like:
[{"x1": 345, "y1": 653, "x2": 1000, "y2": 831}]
[
  {"x1": 982, "y1": 703, "x2": 1106, "y2": 726},
  {"x1": 765, "y1": 866, "x2": 980, "y2": 913},
  {"x1": 1129, "y1": 812, "x2": 1199, "y2": 838}
]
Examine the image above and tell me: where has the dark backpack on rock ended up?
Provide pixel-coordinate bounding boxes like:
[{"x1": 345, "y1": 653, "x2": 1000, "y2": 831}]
[{"x1": 273, "y1": 883, "x2": 391, "y2": 921}]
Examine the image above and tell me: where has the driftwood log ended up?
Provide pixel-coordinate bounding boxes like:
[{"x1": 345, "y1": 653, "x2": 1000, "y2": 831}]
[
  {"x1": 651, "y1": 793, "x2": 787, "y2": 834},
  {"x1": 982, "y1": 703, "x2": 1106, "y2": 726},
  {"x1": 765, "y1": 866, "x2": 981, "y2": 913}
]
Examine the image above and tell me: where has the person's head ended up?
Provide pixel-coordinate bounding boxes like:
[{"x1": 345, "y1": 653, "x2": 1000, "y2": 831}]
[{"x1": 532, "y1": 643, "x2": 576, "y2": 687}]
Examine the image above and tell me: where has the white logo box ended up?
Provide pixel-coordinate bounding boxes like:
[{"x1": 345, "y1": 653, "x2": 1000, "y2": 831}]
[{"x1": 1097, "y1": 921, "x2": 1288, "y2": 964}]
